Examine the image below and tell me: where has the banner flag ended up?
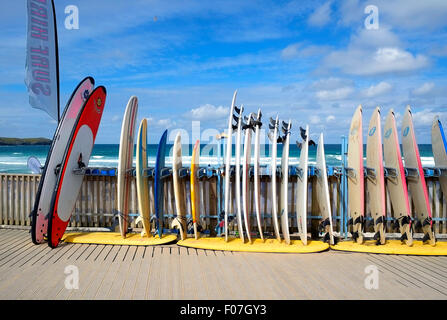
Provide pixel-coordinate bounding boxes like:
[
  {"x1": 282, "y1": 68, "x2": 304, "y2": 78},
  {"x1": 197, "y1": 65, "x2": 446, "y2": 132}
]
[{"x1": 25, "y1": 0, "x2": 60, "y2": 121}]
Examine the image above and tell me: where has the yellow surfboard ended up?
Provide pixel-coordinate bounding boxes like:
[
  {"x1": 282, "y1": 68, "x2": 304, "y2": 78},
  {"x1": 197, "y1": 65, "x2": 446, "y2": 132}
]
[
  {"x1": 62, "y1": 232, "x2": 177, "y2": 246},
  {"x1": 190, "y1": 140, "x2": 200, "y2": 240},
  {"x1": 177, "y1": 237, "x2": 329, "y2": 253},
  {"x1": 136, "y1": 118, "x2": 151, "y2": 237},
  {"x1": 331, "y1": 240, "x2": 447, "y2": 256}
]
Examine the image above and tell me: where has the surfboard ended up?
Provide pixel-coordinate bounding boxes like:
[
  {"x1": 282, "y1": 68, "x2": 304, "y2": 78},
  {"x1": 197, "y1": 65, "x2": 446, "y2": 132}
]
[
  {"x1": 234, "y1": 105, "x2": 245, "y2": 242},
  {"x1": 171, "y1": 132, "x2": 187, "y2": 240},
  {"x1": 431, "y1": 116, "x2": 447, "y2": 198},
  {"x1": 117, "y1": 96, "x2": 138, "y2": 238},
  {"x1": 253, "y1": 109, "x2": 264, "y2": 241},
  {"x1": 31, "y1": 76, "x2": 94, "y2": 245},
  {"x1": 136, "y1": 118, "x2": 151, "y2": 237},
  {"x1": 269, "y1": 116, "x2": 281, "y2": 242},
  {"x1": 366, "y1": 107, "x2": 386, "y2": 245},
  {"x1": 47, "y1": 86, "x2": 107, "y2": 248},
  {"x1": 296, "y1": 125, "x2": 310, "y2": 245},
  {"x1": 315, "y1": 133, "x2": 335, "y2": 245},
  {"x1": 190, "y1": 140, "x2": 200, "y2": 239},
  {"x1": 154, "y1": 130, "x2": 168, "y2": 239},
  {"x1": 383, "y1": 109, "x2": 413, "y2": 246},
  {"x1": 402, "y1": 106, "x2": 435, "y2": 245},
  {"x1": 347, "y1": 105, "x2": 364, "y2": 244},
  {"x1": 280, "y1": 119, "x2": 291, "y2": 245},
  {"x1": 243, "y1": 113, "x2": 254, "y2": 242},
  {"x1": 224, "y1": 90, "x2": 238, "y2": 242}
]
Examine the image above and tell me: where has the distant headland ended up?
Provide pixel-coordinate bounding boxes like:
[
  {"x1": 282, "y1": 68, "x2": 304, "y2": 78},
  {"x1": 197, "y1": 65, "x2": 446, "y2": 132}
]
[{"x1": 0, "y1": 137, "x2": 51, "y2": 145}]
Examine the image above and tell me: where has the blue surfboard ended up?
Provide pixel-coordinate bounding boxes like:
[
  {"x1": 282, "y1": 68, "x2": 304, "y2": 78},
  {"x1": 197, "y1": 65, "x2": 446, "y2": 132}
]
[{"x1": 154, "y1": 130, "x2": 168, "y2": 238}]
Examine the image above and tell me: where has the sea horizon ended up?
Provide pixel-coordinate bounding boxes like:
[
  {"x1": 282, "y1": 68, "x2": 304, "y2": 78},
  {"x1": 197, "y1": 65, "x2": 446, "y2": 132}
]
[{"x1": 0, "y1": 143, "x2": 436, "y2": 174}]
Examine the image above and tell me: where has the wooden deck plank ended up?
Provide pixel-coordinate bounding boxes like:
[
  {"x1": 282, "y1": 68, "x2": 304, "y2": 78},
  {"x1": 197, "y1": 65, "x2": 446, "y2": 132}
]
[
  {"x1": 1, "y1": 229, "x2": 447, "y2": 300},
  {"x1": 93, "y1": 245, "x2": 129, "y2": 299}
]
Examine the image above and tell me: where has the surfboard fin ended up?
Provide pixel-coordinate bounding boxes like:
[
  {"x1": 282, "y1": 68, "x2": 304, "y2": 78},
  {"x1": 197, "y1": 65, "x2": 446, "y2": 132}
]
[
  {"x1": 352, "y1": 231, "x2": 358, "y2": 241},
  {"x1": 300, "y1": 127, "x2": 307, "y2": 140},
  {"x1": 422, "y1": 233, "x2": 431, "y2": 243},
  {"x1": 323, "y1": 232, "x2": 330, "y2": 243},
  {"x1": 296, "y1": 141, "x2": 302, "y2": 149},
  {"x1": 400, "y1": 233, "x2": 408, "y2": 241},
  {"x1": 309, "y1": 140, "x2": 316, "y2": 147},
  {"x1": 234, "y1": 106, "x2": 241, "y2": 114}
]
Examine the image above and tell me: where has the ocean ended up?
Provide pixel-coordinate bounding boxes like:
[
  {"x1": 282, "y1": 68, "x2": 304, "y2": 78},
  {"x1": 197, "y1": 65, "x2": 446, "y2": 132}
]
[{"x1": 0, "y1": 143, "x2": 436, "y2": 174}]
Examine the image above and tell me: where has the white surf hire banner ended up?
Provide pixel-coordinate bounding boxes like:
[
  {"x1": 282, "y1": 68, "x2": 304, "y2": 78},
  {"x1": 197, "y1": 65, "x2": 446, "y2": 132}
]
[{"x1": 25, "y1": 0, "x2": 59, "y2": 121}]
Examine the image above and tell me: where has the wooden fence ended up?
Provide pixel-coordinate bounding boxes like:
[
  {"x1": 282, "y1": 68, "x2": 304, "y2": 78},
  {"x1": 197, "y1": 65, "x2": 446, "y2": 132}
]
[{"x1": 0, "y1": 171, "x2": 446, "y2": 237}]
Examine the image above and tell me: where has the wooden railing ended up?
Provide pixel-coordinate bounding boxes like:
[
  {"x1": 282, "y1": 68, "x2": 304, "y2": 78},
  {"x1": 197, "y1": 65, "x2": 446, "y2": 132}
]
[{"x1": 0, "y1": 171, "x2": 446, "y2": 237}]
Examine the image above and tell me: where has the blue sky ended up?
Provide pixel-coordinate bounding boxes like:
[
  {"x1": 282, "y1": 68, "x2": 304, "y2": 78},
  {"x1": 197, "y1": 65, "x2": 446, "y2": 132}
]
[{"x1": 1, "y1": 0, "x2": 447, "y2": 144}]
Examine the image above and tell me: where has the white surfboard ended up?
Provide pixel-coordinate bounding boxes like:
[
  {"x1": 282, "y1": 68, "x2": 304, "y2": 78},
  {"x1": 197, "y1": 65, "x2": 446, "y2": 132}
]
[
  {"x1": 224, "y1": 90, "x2": 237, "y2": 242},
  {"x1": 366, "y1": 107, "x2": 386, "y2": 245},
  {"x1": 117, "y1": 96, "x2": 138, "y2": 238},
  {"x1": 243, "y1": 113, "x2": 254, "y2": 242},
  {"x1": 402, "y1": 106, "x2": 435, "y2": 245},
  {"x1": 383, "y1": 109, "x2": 412, "y2": 246},
  {"x1": 172, "y1": 132, "x2": 187, "y2": 240},
  {"x1": 347, "y1": 105, "x2": 364, "y2": 243},
  {"x1": 431, "y1": 116, "x2": 447, "y2": 198},
  {"x1": 136, "y1": 118, "x2": 151, "y2": 237},
  {"x1": 234, "y1": 105, "x2": 245, "y2": 242},
  {"x1": 315, "y1": 133, "x2": 334, "y2": 245},
  {"x1": 253, "y1": 109, "x2": 264, "y2": 241},
  {"x1": 269, "y1": 116, "x2": 281, "y2": 242},
  {"x1": 280, "y1": 119, "x2": 291, "y2": 245},
  {"x1": 296, "y1": 125, "x2": 309, "y2": 245}
]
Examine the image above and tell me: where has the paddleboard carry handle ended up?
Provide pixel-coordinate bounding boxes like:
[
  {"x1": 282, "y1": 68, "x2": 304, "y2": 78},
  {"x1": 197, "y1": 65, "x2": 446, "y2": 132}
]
[
  {"x1": 384, "y1": 167, "x2": 398, "y2": 178},
  {"x1": 404, "y1": 167, "x2": 419, "y2": 178}
]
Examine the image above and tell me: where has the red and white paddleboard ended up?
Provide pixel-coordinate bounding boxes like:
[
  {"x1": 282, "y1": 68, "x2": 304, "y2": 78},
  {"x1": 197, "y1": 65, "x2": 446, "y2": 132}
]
[
  {"x1": 47, "y1": 86, "x2": 107, "y2": 248},
  {"x1": 31, "y1": 77, "x2": 95, "y2": 244}
]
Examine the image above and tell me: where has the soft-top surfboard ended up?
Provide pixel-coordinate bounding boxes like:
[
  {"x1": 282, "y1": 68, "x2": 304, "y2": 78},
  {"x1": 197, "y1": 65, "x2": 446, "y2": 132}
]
[
  {"x1": 31, "y1": 76, "x2": 94, "y2": 245},
  {"x1": 190, "y1": 140, "x2": 201, "y2": 240},
  {"x1": 117, "y1": 96, "x2": 138, "y2": 238},
  {"x1": 402, "y1": 106, "x2": 435, "y2": 245},
  {"x1": 223, "y1": 90, "x2": 238, "y2": 242},
  {"x1": 154, "y1": 130, "x2": 168, "y2": 239},
  {"x1": 366, "y1": 107, "x2": 386, "y2": 245},
  {"x1": 280, "y1": 119, "x2": 292, "y2": 244},
  {"x1": 383, "y1": 109, "x2": 413, "y2": 246},
  {"x1": 136, "y1": 118, "x2": 150, "y2": 237},
  {"x1": 47, "y1": 86, "x2": 107, "y2": 248},
  {"x1": 253, "y1": 109, "x2": 264, "y2": 241},
  {"x1": 431, "y1": 116, "x2": 447, "y2": 197},
  {"x1": 269, "y1": 116, "x2": 281, "y2": 242},
  {"x1": 243, "y1": 113, "x2": 254, "y2": 242},
  {"x1": 315, "y1": 133, "x2": 335, "y2": 245},
  {"x1": 347, "y1": 105, "x2": 364, "y2": 243},
  {"x1": 234, "y1": 105, "x2": 245, "y2": 242},
  {"x1": 296, "y1": 125, "x2": 310, "y2": 245},
  {"x1": 171, "y1": 132, "x2": 187, "y2": 240}
]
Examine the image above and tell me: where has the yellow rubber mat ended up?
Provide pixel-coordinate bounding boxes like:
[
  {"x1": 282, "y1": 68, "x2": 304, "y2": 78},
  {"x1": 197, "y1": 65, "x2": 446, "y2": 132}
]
[
  {"x1": 62, "y1": 232, "x2": 178, "y2": 246},
  {"x1": 177, "y1": 237, "x2": 329, "y2": 253},
  {"x1": 331, "y1": 239, "x2": 447, "y2": 256}
]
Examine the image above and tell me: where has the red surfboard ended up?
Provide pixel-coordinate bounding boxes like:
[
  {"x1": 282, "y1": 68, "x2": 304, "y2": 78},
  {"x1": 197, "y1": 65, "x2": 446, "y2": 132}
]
[{"x1": 47, "y1": 86, "x2": 107, "y2": 248}]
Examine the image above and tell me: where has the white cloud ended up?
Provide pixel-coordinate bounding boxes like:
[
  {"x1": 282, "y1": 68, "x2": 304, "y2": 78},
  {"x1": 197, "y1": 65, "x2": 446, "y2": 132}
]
[
  {"x1": 310, "y1": 115, "x2": 321, "y2": 124},
  {"x1": 190, "y1": 104, "x2": 228, "y2": 121},
  {"x1": 308, "y1": 1, "x2": 332, "y2": 27},
  {"x1": 326, "y1": 115, "x2": 336, "y2": 123},
  {"x1": 412, "y1": 82, "x2": 435, "y2": 96},
  {"x1": 362, "y1": 81, "x2": 393, "y2": 98},
  {"x1": 324, "y1": 46, "x2": 429, "y2": 76},
  {"x1": 316, "y1": 87, "x2": 355, "y2": 101}
]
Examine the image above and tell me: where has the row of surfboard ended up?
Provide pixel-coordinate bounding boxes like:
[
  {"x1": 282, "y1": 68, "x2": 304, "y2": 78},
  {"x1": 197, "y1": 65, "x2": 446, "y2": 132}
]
[
  {"x1": 347, "y1": 105, "x2": 447, "y2": 247},
  {"x1": 116, "y1": 91, "x2": 334, "y2": 246},
  {"x1": 30, "y1": 77, "x2": 447, "y2": 249}
]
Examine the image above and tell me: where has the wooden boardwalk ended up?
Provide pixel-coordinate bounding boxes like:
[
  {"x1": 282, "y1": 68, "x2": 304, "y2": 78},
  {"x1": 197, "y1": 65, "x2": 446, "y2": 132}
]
[{"x1": 0, "y1": 228, "x2": 446, "y2": 300}]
